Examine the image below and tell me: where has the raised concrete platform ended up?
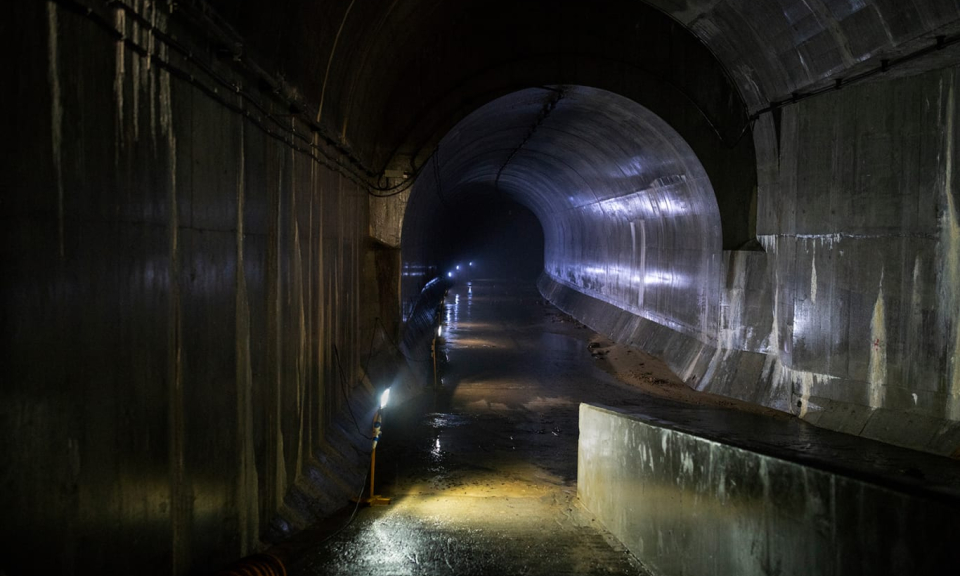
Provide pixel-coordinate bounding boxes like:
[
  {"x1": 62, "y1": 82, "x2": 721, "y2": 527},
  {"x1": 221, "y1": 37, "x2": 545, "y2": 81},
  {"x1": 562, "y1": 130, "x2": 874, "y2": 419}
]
[{"x1": 578, "y1": 402, "x2": 960, "y2": 576}]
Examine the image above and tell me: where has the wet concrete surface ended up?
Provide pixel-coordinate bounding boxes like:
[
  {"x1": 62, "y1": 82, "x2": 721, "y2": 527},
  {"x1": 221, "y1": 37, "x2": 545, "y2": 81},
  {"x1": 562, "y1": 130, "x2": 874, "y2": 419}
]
[
  {"x1": 291, "y1": 280, "x2": 654, "y2": 575},
  {"x1": 288, "y1": 279, "x2": 960, "y2": 576}
]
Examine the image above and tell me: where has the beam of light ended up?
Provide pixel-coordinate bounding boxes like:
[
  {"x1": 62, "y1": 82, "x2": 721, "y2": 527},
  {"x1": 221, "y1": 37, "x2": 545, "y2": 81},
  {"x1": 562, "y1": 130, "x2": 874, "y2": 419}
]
[{"x1": 380, "y1": 388, "x2": 391, "y2": 408}]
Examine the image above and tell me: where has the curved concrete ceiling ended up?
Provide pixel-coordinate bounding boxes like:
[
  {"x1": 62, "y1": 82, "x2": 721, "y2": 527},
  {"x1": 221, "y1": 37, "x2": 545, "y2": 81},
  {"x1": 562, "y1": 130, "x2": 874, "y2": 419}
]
[
  {"x1": 208, "y1": 0, "x2": 760, "y2": 246},
  {"x1": 207, "y1": 0, "x2": 960, "y2": 250},
  {"x1": 403, "y1": 86, "x2": 722, "y2": 341}
]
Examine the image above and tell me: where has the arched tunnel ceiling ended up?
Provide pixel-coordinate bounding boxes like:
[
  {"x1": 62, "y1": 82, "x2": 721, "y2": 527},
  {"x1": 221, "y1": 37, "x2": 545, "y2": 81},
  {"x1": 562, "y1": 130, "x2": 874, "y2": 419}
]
[
  {"x1": 213, "y1": 0, "x2": 749, "y2": 167},
  {"x1": 207, "y1": 0, "x2": 960, "y2": 248},
  {"x1": 210, "y1": 0, "x2": 960, "y2": 166},
  {"x1": 402, "y1": 86, "x2": 723, "y2": 341},
  {"x1": 426, "y1": 87, "x2": 715, "y2": 218}
]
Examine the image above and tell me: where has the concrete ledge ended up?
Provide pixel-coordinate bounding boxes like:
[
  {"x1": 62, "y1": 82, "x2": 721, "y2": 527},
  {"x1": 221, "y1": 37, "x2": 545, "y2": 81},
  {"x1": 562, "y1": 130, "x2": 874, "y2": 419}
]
[
  {"x1": 537, "y1": 272, "x2": 781, "y2": 408},
  {"x1": 540, "y1": 272, "x2": 960, "y2": 456},
  {"x1": 578, "y1": 403, "x2": 960, "y2": 576}
]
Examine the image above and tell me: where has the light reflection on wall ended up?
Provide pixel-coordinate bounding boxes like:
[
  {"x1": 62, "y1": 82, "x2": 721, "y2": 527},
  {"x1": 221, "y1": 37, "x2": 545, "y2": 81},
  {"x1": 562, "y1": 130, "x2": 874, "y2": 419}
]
[{"x1": 400, "y1": 86, "x2": 722, "y2": 343}]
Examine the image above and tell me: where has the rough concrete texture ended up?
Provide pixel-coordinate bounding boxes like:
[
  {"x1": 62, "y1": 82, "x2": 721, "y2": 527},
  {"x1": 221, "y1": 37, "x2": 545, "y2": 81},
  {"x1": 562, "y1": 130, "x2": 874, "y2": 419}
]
[
  {"x1": 753, "y1": 68, "x2": 960, "y2": 451},
  {"x1": 641, "y1": 0, "x2": 960, "y2": 109},
  {"x1": 2, "y1": 2, "x2": 377, "y2": 573},
  {"x1": 578, "y1": 403, "x2": 960, "y2": 576}
]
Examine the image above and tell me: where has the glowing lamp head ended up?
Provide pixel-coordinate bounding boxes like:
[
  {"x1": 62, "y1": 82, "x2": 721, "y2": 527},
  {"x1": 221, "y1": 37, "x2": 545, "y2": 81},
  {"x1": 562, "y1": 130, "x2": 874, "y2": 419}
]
[
  {"x1": 447, "y1": 272, "x2": 453, "y2": 278},
  {"x1": 456, "y1": 265, "x2": 461, "y2": 270},
  {"x1": 437, "y1": 325, "x2": 443, "y2": 337},
  {"x1": 380, "y1": 388, "x2": 391, "y2": 409}
]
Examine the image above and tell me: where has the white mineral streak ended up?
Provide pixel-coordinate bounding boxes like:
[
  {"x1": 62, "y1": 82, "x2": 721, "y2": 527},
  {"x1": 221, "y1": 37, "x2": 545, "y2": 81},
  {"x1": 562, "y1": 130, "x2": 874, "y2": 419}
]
[
  {"x1": 159, "y1": 44, "x2": 176, "y2": 248},
  {"x1": 235, "y1": 120, "x2": 261, "y2": 554},
  {"x1": 47, "y1": 3, "x2": 64, "y2": 258},
  {"x1": 755, "y1": 236, "x2": 843, "y2": 416},
  {"x1": 132, "y1": 15, "x2": 140, "y2": 143},
  {"x1": 147, "y1": 1, "x2": 158, "y2": 145},
  {"x1": 276, "y1": 156, "x2": 288, "y2": 504},
  {"x1": 114, "y1": 7, "x2": 125, "y2": 156},
  {"x1": 941, "y1": 78, "x2": 960, "y2": 419},
  {"x1": 158, "y1": 53, "x2": 173, "y2": 150},
  {"x1": 810, "y1": 245, "x2": 818, "y2": 304},
  {"x1": 868, "y1": 270, "x2": 887, "y2": 408},
  {"x1": 718, "y1": 254, "x2": 746, "y2": 353},
  {"x1": 759, "y1": 235, "x2": 780, "y2": 357},
  {"x1": 680, "y1": 449, "x2": 694, "y2": 477},
  {"x1": 774, "y1": 361, "x2": 837, "y2": 419}
]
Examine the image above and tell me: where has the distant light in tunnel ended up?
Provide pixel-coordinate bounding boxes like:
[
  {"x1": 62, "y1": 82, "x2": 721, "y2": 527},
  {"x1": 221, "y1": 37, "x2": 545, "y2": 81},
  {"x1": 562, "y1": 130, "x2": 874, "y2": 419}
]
[
  {"x1": 469, "y1": 261, "x2": 474, "y2": 267},
  {"x1": 456, "y1": 265, "x2": 461, "y2": 270},
  {"x1": 447, "y1": 272, "x2": 454, "y2": 278}
]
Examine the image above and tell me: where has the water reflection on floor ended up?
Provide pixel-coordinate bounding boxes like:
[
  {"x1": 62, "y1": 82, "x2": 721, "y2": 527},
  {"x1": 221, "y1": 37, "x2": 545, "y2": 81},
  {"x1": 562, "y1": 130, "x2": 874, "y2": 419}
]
[{"x1": 292, "y1": 280, "x2": 652, "y2": 575}]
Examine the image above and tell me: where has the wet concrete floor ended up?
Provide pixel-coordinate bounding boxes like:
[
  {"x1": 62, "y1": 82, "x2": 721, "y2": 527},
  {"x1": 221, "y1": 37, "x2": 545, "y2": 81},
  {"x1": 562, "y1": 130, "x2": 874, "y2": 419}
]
[
  {"x1": 287, "y1": 279, "x2": 960, "y2": 576},
  {"x1": 291, "y1": 280, "x2": 655, "y2": 575}
]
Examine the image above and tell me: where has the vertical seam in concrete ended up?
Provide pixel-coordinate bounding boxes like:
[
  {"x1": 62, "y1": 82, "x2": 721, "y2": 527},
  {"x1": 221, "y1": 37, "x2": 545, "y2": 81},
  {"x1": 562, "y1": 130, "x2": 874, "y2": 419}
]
[
  {"x1": 941, "y1": 73, "x2": 960, "y2": 418},
  {"x1": 292, "y1": 142, "x2": 306, "y2": 479},
  {"x1": 307, "y1": 141, "x2": 317, "y2": 451},
  {"x1": 273, "y1": 145, "x2": 287, "y2": 509},
  {"x1": 315, "y1": 0, "x2": 357, "y2": 125},
  {"x1": 316, "y1": 133, "x2": 326, "y2": 432},
  {"x1": 46, "y1": 3, "x2": 64, "y2": 259},
  {"x1": 235, "y1": 116, "x2": 259, "y2": 554},
  {"x1": 159, "y1": 56, "x2": 186, "y2": 574},
  {"x1": 113, "y1": 7, "x2": 125, "y2": 166}
]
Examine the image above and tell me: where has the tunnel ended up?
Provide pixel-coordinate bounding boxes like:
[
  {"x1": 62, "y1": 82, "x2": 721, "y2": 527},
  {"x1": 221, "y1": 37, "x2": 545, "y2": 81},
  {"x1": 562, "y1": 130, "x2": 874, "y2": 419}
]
[{"x1": 5, "y1": 0, "x2": 960, "y2": 574}]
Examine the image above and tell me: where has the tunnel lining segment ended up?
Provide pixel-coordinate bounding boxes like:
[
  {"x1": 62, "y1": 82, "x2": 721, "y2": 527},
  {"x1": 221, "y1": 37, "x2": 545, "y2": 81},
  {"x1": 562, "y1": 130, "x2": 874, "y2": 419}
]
[
  {"x1": 400, "y1": 86, "x2": 725, "y2": 348},
  {"x1": 578, "y1": 402, "x2": 960, "y2": 576}
]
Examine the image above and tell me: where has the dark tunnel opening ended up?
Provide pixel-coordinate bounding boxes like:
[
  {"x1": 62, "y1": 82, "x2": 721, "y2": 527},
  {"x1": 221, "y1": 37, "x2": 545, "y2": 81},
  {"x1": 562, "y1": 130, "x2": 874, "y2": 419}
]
[
  {"x1": 433, "y1": 195, "x2": 544, "y2": 284},
  {"x1": 400, "y1": 85, "x2": 723, "y2": 345}
]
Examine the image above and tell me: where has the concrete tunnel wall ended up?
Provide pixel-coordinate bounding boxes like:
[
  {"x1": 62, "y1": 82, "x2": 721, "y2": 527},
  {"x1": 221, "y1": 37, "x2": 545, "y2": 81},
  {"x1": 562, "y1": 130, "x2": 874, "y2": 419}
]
[
  {"x1": 399, "y1": 70, "x2": 960, "y2": 456},
  {"x1": 3, "y1": 2, "x2": 384, "y2": 574},
  {"x1": 541, "y1": 67, "x2": 960, "y2": 456},
  {"x1": 386, "y1": 4, "x2": 960, "y2": 456},
  {"x1": 6, "y1": 0, "x2": 960, "y2": 574},
  {"x1": 400, "y1": 87, "x2": 724, "y2": 345}
]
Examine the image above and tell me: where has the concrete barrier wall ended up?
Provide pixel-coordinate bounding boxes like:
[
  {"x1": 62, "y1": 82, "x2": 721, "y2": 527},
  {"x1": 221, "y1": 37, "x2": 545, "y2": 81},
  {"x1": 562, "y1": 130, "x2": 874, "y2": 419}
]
[
  {"x1": 396, "y1": 278, "x2": 451, "y2": 394},
  {"x1": 577, "y1": 403, "x2": 960, "y2": 576}
]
